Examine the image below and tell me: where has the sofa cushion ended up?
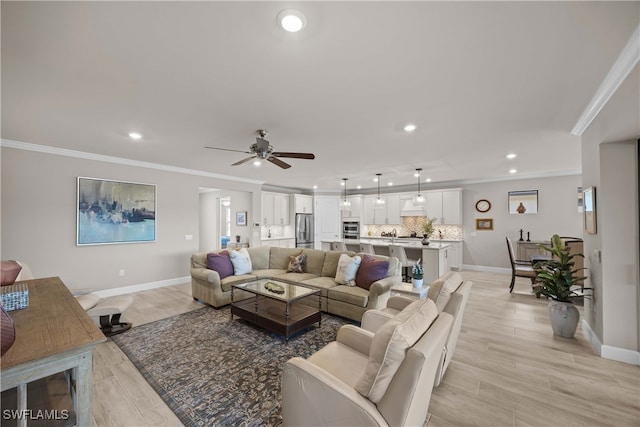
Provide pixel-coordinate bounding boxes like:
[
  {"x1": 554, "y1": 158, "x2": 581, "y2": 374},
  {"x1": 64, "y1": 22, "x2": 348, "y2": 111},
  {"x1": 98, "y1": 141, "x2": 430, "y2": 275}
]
[
  {"x1": 275, "y1": 272, "x2": 319, "y2": 284},
  {"x1": 206, "y1": 251, "x2": 234, "y2": 280},
  {"x1": 328, "y1": 285, "x2": 369, "y2": 307},
  {"x1": 434, "y1": 272, "x2": 464, "y2": 311},
  {"x1": 230, "y1": 248, "x2": 252, "y2": 275},
  {"x1": 287, "y1": 253, "x2": 307, "y2": 273},
  {"x1": 355, "y1": 255, "x2": 389, "y2": 290},
  {"x1": 427, "y1": 272, "x2": 463, "y2": 311},
  {"x1": 301, "y1": 276, "x2": 340, "y2": 298},
  {"x1": 247, "y1": 246, "x2": 270, "y2": 270},
  {"x1": 355, "y1": 298, "x2": 438, "y2": 403},
  {"x1": 302, "y1": 249, "x2": 327, "y2": 276},
  {"x1": 334, "y1": 254, "x2": 362, "y2": 286},
  {"x1": 321, "y1": 250, "x2": 356, "y2": 278},
  {"x1": 252, "y1": 269, "x2": 287, "y2": 279},
  {"x1": 270, "y1": 248, "x2": 303, "y2": 270},
  {"x1": 220, "y1": 274, "x2": 257, "y2": 292}
]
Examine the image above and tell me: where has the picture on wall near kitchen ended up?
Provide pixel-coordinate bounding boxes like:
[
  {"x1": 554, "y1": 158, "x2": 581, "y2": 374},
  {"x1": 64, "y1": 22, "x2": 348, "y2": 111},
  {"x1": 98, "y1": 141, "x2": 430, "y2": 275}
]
[
  {"x1": 77, "y1": 177, "x2": 156, "y2": 245},
  {"x1": 583, "y1": 186, "x2": 596, "y2": 234},
  {"x1": 236, "y1": 211, "x2": 247, "y2": 226},
  {"x1": 508, "y1": 190, "x2": 538, "y2": 214},
  {"x1": 476, "y1": 218, "x2": 493, "y2": 230}
]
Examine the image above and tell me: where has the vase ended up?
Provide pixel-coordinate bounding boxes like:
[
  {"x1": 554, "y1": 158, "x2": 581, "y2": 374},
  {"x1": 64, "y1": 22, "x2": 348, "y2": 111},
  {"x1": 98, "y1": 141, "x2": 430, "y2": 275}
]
[
  {"x1": 421, "y1": 236, "x2": 430, "y2": 246},
  {"x1": 547, "y1": 300, "x2": 579, "y2": 338},
  {"x1": 412, "y1": 278, "x2": 424, "y2": 289}
]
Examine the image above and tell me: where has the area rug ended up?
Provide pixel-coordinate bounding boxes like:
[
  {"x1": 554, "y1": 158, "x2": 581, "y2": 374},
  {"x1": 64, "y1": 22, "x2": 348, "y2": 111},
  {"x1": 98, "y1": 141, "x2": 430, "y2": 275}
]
[{"x1": 111, "y1": 306, "x2": 356, "y2": 426}]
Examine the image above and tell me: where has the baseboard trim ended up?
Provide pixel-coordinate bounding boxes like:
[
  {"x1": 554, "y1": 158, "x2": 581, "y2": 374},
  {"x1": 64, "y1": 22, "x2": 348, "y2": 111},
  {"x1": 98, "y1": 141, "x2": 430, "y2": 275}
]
[
  {"x1": 581, "y1": 319, "x2": 640, "y2": 365},
  {"x1": 461, "y1": 264, "x2": 511, "y2": 275},
  {"x1": 94, "y1": 276, "x2": 190, "y2": 298}
]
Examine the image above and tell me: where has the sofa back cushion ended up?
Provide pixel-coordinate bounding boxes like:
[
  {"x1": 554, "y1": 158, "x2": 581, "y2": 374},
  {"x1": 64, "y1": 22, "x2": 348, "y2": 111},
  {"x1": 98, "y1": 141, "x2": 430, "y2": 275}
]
[
  {"x1": 355, "y1": 255, "x2": 389, "y2": 290},
  {"x1": 206, "y1": 251, "x2": 234, "y2": 279},
  {"x1": 269, "y1": 247, "x2": 303, "y2": 270},
  {"x1": 355, "y1": 298, "x2": 438, "y2": 403},
  {"x1": 427, "y1": 272, "x2": 464, "y2": 311},
  {"x1": 321, "y1": 251, "x2": 355, "y2": 277},
  {"x1": 301, "y1": 249, "x2": 326, "y2": 276},
  {"x1": 247, "y1": 246, "x2": 270, "y2": 270}
]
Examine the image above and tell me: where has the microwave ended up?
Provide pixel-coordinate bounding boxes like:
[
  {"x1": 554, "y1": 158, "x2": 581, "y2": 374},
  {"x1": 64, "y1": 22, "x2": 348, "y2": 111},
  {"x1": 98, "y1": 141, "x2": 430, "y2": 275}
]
[{"x1": 343, "y1": 221, "x2": 360, "y2": 239}]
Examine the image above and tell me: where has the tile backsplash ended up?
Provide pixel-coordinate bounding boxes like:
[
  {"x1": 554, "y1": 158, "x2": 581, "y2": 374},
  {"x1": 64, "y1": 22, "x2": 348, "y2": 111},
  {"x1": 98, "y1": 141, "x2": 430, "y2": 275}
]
[{"x1": 364, "y1": 217, "x2": 463, "y2": 240}]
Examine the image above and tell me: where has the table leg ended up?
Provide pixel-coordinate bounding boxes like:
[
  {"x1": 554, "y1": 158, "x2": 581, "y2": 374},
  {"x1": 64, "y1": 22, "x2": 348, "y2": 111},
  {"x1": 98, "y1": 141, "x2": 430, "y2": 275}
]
[
  {"x1": 17, "y1": 382, "x2": 27, "y2": 427},
  {"x1": 230, "y1": 287, "x2": 234, "y2": 319},
  {"x1": 74, "y1": 352, "x2": 94, "y2": 427},
  {"x1": 318, "y1": 293, "x2": 322, "y2": 327}
]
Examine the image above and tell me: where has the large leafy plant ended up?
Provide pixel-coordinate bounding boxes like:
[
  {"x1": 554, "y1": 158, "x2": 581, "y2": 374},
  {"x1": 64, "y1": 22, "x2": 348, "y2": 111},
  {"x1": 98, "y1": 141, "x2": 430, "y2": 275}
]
[
  {"x1": 533, "y1": 234, "x2": 588, "y2": 302},
  {"x1": 422, "y1": 217, "x2": 437, "y2": 237}
]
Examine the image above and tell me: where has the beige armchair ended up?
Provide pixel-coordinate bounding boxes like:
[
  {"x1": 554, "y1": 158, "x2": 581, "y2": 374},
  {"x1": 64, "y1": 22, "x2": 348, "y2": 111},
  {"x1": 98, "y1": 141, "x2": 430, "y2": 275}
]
[
  {"x1": 361, "y1": 272, "x2": 472, "y2": 387},
  {"x1": 282, "y1": 298, "x2": 453, "y2": 426}
]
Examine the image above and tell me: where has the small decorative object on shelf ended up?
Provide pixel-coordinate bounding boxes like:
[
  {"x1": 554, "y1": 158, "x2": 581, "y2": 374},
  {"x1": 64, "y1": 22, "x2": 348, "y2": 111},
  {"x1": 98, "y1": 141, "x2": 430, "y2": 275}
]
[
  {"x1": 527, "y1": 232, "x2": 531, "y2": 242},
  {"x1": 264, "y1": 281, "x2": 285, "y2": 294},
  {"x1": 411, "y1": 259, "x2": 424, "y2": 289},
  {"x1": 1, "y1": 282, "x2": 29, "y2": 311},
  {"x1": 519, "y1": 229, "x2": 524, "y2": 241}
]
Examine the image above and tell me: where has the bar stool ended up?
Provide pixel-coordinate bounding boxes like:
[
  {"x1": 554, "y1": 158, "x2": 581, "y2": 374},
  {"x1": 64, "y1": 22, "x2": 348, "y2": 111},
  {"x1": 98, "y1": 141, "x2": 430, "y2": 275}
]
[
  {"x1": 359, "y1": 243, "x2": 375, "y2": 254},
  {"x1": 388, "y1": 245, "x2": 417, "y2": 282}
]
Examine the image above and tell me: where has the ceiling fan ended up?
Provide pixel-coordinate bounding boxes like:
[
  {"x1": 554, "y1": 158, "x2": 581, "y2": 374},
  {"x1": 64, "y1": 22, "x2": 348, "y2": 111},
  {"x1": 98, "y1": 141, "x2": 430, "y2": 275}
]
[{"x1": 205, "y1": 130, "x2": 315, "y2": 169}]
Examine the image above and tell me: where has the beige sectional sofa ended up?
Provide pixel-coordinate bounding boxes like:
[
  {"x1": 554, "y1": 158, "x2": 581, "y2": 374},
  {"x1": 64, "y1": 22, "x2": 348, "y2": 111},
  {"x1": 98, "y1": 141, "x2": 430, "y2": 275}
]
[{"x1": 190, "y1": 246, "x2": 402, "y2": 321}]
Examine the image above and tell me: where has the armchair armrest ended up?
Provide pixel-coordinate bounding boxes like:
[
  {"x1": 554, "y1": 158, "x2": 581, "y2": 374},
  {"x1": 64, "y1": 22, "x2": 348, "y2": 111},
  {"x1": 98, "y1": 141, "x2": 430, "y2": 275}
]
[
  {"x1": 282, "y1": 357, "x2": 388, "y2": 427},
  {"x1": 361, "y1": 310, "x2": 394, "y2": 334},
  {"x1": 386, "y1": 295, "x2": 413, "y2": 311},
  {"x1": 336, "y1": 325, "x2": 374, "y2": 355}
]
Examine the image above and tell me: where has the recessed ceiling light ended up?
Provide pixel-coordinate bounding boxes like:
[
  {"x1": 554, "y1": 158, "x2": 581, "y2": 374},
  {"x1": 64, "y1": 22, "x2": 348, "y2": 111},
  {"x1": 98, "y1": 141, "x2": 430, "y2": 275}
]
[
  {"x1": 373, "y1": 177, "x2": 378, "y2": 182},
  {"x1": 128, "y1": 132, "x2": 142, "y2": 140},
  {"x1": 507, "y1": 153, "x2": 517, "y2": 159},
  {"x1": 340, "y1": 181, "x2": 345, "y2": 186},
  {"x1": 357, "y1": 185, "x2": 362, "y2": 189},
  {"x1": 403, "y1": 124, "x2": 417, "y2": 132},
  {"x1": 388, "y1": 182, "x2": 393, "y2": 186},
  {"x1": 414, "y1": 171, "x2": 420, "y2": 177},
  {"x1": 509, "y1": 169, "x2": 517, "y2": 174},
  {"x1": 313, "y1": 185, "x2": 318, "y2": 189},
  {"x1": 253, "y1": 160, "x2": 262, "y2": 166},
  {"x1": 425, "y1": 178, "x2": 432, "y2": 183},
  {"x1": 277, "y1": 9, "x2": 306, "y2": 32}
]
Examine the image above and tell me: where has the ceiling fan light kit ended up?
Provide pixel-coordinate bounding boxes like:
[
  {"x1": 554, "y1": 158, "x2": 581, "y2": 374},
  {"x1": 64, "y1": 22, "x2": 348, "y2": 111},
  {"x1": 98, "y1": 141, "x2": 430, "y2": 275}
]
[{"x1": 204, "y1": 129, "x2": 315, "y2": 170}]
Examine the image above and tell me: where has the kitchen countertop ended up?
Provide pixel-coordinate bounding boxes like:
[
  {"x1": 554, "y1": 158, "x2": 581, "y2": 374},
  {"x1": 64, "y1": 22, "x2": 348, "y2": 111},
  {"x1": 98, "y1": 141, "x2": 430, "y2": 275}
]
[
  {"x1": 261, "y1": 237, "x2": 295, "y2": 241},
  {"x1": 323, "y1": 238, "x2": 450, "y2": 250}
]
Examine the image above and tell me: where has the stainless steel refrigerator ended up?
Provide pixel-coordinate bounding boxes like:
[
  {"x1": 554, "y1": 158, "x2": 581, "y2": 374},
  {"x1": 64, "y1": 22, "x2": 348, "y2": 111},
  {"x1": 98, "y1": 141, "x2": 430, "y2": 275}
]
[{"x1": 295, "y1": 213, "x2": 314, "y2": 248}]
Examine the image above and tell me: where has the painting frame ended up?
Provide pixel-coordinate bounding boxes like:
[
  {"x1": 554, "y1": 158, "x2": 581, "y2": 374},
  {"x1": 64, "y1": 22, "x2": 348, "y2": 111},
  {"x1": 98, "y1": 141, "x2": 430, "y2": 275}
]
[
  {"x1": 583, "y1": 186, "x2": 596, "y2": 234},
  {"x1": 77, "y1": 177, "x2": 157, "y2": 246},
  {"x1": 236, "y1": 211, "x2": 247, "y2": 226},
  {"x1": 508, "y1": 190, "x2": 538, "y2": 214},
  {"x1": 476, "y1": 218, "x2": 494, "y2": 231}
]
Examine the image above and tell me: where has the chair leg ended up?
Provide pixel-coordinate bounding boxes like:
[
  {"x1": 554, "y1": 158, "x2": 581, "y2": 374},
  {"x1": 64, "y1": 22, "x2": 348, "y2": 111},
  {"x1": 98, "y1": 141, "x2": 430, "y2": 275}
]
[{"x1": 509, "y1": 274, "x2": 515, "y2": 293}]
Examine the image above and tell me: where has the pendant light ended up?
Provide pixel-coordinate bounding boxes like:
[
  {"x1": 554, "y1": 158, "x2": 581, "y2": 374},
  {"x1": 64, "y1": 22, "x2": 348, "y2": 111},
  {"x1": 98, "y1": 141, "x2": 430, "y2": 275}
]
[
  {"x1": 414, "y1": 168, "x2": 425, "y2": 204},
  {"x1": 375, "y1": 173, "x2": 385, "y2": 204},
  {"x1": 342, "y1": 178, "x2": 351, "y2": 207}
]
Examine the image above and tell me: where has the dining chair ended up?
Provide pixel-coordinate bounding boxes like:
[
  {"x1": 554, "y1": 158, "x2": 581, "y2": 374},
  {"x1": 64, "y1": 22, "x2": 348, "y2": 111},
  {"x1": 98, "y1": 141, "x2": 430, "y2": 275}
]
[
  {"x1": 330, "y1": 241, "x2": 347, "y2": 251},
  {"x1": 505, "y1": 237, "x2": 537, "y2": 293},
  {"x1": 388, "y1": 245, "x2": 418, "y2": 282},
  {"x1": 359, "y1": 243, "x2": 375, "y2": 255}
]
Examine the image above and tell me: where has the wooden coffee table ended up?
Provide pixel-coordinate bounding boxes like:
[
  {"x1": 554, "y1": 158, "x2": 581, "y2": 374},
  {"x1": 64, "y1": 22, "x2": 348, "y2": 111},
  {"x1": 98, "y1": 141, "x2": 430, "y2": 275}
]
[{"x1": 231, "y1": 279, "x2": 321, "y2": 340}]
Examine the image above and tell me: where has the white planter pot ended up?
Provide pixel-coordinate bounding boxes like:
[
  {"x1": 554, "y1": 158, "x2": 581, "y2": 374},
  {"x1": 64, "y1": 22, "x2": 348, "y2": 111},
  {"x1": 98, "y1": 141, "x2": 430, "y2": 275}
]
[
  {"x1": 547, "y1": 300, "x2": 579, "y2": 338},
  {"x1": 412, "y1": 278, "x2": 424, "y2": 289}
]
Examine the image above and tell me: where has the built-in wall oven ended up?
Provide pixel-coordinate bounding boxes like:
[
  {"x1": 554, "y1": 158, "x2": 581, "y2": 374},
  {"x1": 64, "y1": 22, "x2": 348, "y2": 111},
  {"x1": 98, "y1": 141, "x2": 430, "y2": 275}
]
[{"x1": 342, "y1": 221, "x2": 360, "y2": 240}]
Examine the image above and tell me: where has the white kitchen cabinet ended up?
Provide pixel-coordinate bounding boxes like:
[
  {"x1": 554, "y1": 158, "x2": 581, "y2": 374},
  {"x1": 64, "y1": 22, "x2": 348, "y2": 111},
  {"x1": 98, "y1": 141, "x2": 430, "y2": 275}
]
[
  {"x1": 261, "y1": 238, "x2": 295, "y2": 248},
  {"x1": 294, "y1": 194, "x2": 313, "y2": 214},
  {"x1": 341, "y1": 195, "x2": 363, "y2": 219},
  {"x1": 420, "y1": 245, "x2": 451, "y2": 284},
  {"x1": 425, "y1": 189, "x2": 462, "y2": 224},
  {"x1": 262, "y1": 192, "x2": 290, "y2": 226},
  {"x1": 363, "y1": 194, "x2": 401, "y2": 225},
  {"x1": 447, "y1": 241, "x2": 463, "y2": 270}
]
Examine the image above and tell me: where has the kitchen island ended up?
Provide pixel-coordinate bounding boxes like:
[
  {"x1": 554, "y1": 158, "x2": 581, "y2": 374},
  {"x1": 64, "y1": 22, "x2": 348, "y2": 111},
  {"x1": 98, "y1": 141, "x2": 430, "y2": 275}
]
[{"x1": 321, "y1": 238, "x2": 451, "y2": 284}]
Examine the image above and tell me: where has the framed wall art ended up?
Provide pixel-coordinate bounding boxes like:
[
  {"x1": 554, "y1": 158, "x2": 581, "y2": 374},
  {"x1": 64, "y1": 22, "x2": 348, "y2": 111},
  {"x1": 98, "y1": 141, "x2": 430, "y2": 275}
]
[
  {"x1": 77, "y1": 177, "x2": 156, "y2": 245},
  {"x1": 508, "y1": 190, "x2": 538, "y2": 214},
  {"x1": 236, "y1": 211, "x2": 247, "y2": 226},
  {"x1": 476, "y1": 218, "x2": 494, "y2": 231},
  {"x1": 583, "y1": 186, "x2": 596, "y2": 234}
]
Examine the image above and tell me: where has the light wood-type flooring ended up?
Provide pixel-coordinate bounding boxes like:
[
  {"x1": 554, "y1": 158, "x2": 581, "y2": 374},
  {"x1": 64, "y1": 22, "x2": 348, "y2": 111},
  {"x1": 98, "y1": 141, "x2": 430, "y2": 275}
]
[{"x1": 10, "y1": 270, "x2": 639, "y2": 426}]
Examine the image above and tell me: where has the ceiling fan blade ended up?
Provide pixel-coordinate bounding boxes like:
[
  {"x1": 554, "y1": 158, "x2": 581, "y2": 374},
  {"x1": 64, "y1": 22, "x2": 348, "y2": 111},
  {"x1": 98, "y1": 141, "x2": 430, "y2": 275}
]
[
  {"x1": 231, "y1": 156, "x2": 256, "y2": 166},
  {"x1": 267, "y1": 157, "x2": 291, "y2": 169},
  {"x1": 205, "y1": 146, "x2": 252, "y2": 154},
  {"x1": 272, "y1": 152, "x2": 315, "y2": 160}
]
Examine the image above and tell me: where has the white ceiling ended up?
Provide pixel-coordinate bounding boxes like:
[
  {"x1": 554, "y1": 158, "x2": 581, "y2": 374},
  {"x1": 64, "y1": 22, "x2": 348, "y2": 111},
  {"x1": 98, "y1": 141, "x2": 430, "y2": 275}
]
[{"x1": 2, "y1": 1, "x2": 639, "y2": 192}]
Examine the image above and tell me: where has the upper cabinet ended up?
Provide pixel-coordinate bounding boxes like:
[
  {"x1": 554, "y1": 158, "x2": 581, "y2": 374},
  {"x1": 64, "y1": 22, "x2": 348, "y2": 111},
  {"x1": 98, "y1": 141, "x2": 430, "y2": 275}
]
[
  {"x1": 363, "y1": 194, "x2": 401, "y2": 225},
  {"x1": 262, "y1": 192, "x2": 291, "y2": 225},
  {"x1": 294, "y1": 194, "x2": 313, "y2": 214},
  {"x1": 426, "y1": 189, "x2": 462, "y2": 224},
  {"x1": 341, "y1": 195, "x2": 363, "y2": 219}
]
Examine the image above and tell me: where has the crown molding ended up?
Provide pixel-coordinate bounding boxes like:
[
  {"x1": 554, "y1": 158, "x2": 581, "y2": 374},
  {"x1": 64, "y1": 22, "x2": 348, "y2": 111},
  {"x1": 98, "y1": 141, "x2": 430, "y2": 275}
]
[
  {"x1": 572, "y1": 24, "x2": 640, "y2": 136},
  {"x1": 0, "y1": 139, "x2": 265, "y2": 186}
]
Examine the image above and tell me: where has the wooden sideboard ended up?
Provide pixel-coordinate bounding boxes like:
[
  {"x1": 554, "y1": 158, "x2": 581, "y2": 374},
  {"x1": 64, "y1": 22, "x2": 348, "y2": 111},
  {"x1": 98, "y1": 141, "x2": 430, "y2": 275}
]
[
  {"x1": 517, "y1": 240, "x2": 550, "y2": 260},
  {"x1": 1, "y1": 277, "x2": 106, "y2": 427}
]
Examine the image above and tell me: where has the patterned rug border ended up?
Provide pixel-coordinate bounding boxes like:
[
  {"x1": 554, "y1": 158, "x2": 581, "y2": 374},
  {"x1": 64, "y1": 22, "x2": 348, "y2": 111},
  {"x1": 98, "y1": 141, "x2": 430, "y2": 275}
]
[{"x1": 111, "y1": 305, "x2": 356, "y2": 426}]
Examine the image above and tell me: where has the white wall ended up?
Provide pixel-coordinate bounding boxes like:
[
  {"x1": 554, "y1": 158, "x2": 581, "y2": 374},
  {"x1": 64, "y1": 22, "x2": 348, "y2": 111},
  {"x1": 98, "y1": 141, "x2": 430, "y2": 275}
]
[
  {"x1": 1, "y1": 147, "x2": 261, "y2": 292},
  {"x1": 460, "y1": 175, "x2": 583, "y2": 269},
  {"x1": 199, "y1": 190, "x2": 219, "y2": 252}
]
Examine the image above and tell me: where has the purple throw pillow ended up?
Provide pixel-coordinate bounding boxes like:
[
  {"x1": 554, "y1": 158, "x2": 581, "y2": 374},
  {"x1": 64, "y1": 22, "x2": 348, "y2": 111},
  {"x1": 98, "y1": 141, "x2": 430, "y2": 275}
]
[
  {"x1": 1, "y1": 260, "x2": 22, "y2": 286},
  {"x1": 355, "y1": 255, "x2": 389, "y2": 290},
  {"x1": 1, "y1": 303, "x2": 15, "y2": 356},
  {"x1": 206, "y1": 251, "x2": 234, "y2": 280}
]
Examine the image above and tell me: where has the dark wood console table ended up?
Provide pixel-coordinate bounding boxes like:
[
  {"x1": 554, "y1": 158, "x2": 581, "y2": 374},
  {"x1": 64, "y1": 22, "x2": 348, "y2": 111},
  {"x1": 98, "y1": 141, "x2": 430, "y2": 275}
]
[{"x1": 1, "y1": 277, "x2": 106, "y2": 427}]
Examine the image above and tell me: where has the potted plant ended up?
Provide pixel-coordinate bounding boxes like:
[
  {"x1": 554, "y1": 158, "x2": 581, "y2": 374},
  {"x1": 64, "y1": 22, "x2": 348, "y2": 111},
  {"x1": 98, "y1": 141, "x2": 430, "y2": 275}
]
[
  {"x1": 411, "y1": 259, "x2": 424, "y2": 289},
  {"x1": 422, "y1": 217, "x2": 437, "y2": 246},
  {"x1": 533, "y1": 234, "x2": 589, "y2": 338}
]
